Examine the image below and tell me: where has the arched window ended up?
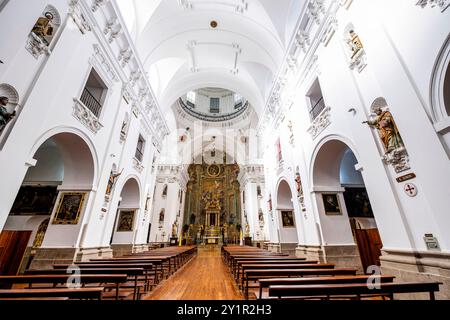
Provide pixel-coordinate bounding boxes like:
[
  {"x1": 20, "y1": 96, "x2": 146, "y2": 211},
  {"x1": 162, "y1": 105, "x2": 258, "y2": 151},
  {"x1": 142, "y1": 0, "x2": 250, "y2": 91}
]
[{"x1": 26, "y1": 5, "x2": 61, "y2": 58}]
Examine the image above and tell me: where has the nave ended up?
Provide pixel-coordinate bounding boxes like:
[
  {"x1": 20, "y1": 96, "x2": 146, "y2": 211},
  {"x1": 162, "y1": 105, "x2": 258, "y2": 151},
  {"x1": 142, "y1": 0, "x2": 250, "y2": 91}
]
[
  {"x1": 145, "y1": 246, "x2": 242, "y2": 300},
  {"x1": 0, "y1": 0, "x2": 449, "y2": 302}
]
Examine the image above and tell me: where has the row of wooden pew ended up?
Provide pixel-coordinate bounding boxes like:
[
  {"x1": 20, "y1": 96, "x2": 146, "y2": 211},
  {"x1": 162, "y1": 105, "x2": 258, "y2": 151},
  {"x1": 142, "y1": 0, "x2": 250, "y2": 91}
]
[
  {"x1": 222, "y1": 246, "x2": 442, "y2": 300},
  {"x1": 0, "y1": 245, "x2": 197, "y2": 300}
]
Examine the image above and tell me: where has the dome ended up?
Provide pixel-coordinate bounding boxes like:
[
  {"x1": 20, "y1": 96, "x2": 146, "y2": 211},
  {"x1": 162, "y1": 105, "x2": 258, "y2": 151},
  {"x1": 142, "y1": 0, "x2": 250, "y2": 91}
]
[{"x1": 179, "y1": 87, "x2": 249, "y2": 122}]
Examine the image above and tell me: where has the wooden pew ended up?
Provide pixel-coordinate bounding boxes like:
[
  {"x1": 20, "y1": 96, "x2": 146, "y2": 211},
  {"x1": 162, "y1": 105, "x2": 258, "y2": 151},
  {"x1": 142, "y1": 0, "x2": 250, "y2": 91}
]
[
  {"x1": 268, "y1": 282, "x2": 443, "y2": 300},
  {"x1": 256, "y1": 275, "x2": 396, "y2": 300},
  {"x1": 234, "y1": 260, "x2": 317, "y2": 279},
  {"x1": 87, "y1": 258, "x2": 165, "y2": 280},
  {"x1": 0, "y1": 274, "x2": 127, "y2": 300},
  {"x1": 71, "y1": 260, "x2": 161, "y2": 285},
  {"x1": 0, "y1": 287, "x2": 104, "y2": 300},
  {"x1": 240, "y1": 264, "x2": 335, "y2": 289},
  {"x1": 28, "y1": 267, "x2": 145, "y2": 300},
  {"x1": 226, "y1": 254, "x2": 291, "y2": 269},
  {"x1": 243, "y1": 268, "x2": 357, "y2": 299}
]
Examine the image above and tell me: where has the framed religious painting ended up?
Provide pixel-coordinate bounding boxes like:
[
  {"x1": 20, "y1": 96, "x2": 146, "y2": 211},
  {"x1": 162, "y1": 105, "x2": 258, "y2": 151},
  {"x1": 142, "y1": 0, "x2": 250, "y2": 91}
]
[
  {"x1": 322, "y1": 193, "x2": 342, "y2": 215},
  {"x1": 117, "y1": 210, "x2": 135, "y2": 232},
  {"x1": 343, "y1": 188, "x2": 374, "y2": 218},
  {"x1": 281, "y1": 210, "x2": 295, "y2": 228},
  {"x1": 10, "y1": 186, "x2": 58, "y2": 216},
  {"x1": 52, "y1": 192, "x2": 86, "y2": 225}
]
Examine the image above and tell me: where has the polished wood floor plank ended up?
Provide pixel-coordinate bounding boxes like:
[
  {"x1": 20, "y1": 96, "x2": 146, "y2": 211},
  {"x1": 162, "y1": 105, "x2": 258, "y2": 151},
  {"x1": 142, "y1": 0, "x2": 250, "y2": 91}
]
[{"x1": 144, "y1": 246, "x2": 243, "y2": 300}]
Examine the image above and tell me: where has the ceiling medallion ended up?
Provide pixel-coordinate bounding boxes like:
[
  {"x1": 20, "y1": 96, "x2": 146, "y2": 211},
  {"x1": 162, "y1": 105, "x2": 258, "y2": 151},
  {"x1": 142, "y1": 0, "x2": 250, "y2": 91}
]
[
  {"x1": 210, "y1": 21, "x2": 218, "y2": 29},
  {"x1": 207, "y1": 164, "x2": 221, "y2": 177}
]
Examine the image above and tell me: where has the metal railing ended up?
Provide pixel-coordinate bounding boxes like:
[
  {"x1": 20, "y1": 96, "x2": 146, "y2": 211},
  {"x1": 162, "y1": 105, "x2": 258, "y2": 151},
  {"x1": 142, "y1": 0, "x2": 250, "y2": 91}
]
[
  {"x1": 309, "y1": 97, "x2": 326, "y2": 121},
  {"x1": 80, "y1": 88, "x2": 102, "y2": 118},
  {"x1": 179, "y1": 98, "x2": 249, "y2": 122},
  {"x1": 135, "y1": 148, "x2": 144, "y2": 162}
]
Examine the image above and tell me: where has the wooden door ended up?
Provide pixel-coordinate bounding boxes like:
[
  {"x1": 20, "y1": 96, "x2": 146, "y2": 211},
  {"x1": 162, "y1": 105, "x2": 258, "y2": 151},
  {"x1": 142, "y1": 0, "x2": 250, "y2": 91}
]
[
  {"x1": 0, "y1": 231, "x2": 32, "y2": 275},
  {"x1": 354, "y1": 228, "x2": 383, "y2": 273}
]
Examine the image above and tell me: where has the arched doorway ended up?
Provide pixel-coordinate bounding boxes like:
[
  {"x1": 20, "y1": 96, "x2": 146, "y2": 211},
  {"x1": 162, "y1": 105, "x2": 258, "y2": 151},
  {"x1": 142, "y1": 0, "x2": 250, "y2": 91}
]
[
  {"x1": 0, "y1": 132, "x2": 95, "y2": 273},
  {"x1": 110, "y1": 178, "x2": 141, "y2": 256},
  {"x1": 312, "y1": 138, "x2": 382, "y2": 273},
  {"x1": 276, "y1": 180, "x2": 299, "y2": 255}
]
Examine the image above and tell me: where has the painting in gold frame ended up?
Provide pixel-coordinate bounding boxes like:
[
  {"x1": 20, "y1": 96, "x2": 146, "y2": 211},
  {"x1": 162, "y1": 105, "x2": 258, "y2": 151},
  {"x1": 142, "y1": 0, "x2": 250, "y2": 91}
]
[
  {"x1": 52, "y1": 192, "x2": 86, "y2": 225},
  {"x1": 117, "y1": 210, "x2": 135, "y2": 232}
]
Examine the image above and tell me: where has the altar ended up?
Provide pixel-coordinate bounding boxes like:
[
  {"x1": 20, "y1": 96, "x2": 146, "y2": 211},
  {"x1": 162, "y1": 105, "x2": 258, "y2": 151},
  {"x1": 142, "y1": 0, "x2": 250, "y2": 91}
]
[{"x1": 183, "y1": 163, "x2": 242, "y2": 245}]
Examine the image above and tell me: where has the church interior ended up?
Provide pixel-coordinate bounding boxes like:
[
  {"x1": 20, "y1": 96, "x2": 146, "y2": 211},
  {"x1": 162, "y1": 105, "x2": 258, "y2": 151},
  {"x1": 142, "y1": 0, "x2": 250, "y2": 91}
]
[{"x1": 0, "y1": 0, "x2": 449, "y2": 302}]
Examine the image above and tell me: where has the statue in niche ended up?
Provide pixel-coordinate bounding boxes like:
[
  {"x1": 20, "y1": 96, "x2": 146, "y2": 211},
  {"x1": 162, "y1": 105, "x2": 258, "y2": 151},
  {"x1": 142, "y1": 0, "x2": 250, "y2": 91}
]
[
  {"x1": 258, "y1": 209, "x2": 264, "y2": 224},
  {"x1": 120, "y1": 117, "x2": 129, "y2": 138},
  {"x1": 159, "y1": 209, "x2": 165, "y2": 223},
  {"x1": 0, "y1": 96, "x2": 16, "y2": 134},
  {"x1": 245, "y1": 223, "x2": 250, "y2": 237},
  {"x1": 363, "y1": 104, "x2": 410, "y2": 173},
  {"x1": 172, "y1": 222, "x2": 178, "y2": 237},
  {"x1": 295, "y1": 172, "x2": 303, "y2": 196},
  {"x1": 364, "y1": 106, "x2": 405, "y2": 154},
  {"x1": 268, "y1": 194, "x2": 273, "y2": 212},
  {"x1": 346, "y1": 30, "x2": 364, "y2": 59},
  {"x1": 106, "y1": 168, "x2": 123, "y2": 196},
  {"x1": 190, "y1": 213, "x2": 196, "y2": 225},
  {"x1": 144, "y1": 195, "x2": 151, "y2": 212},
  {"x1": 162, "y1": 185, "x2": 168, "y2": 197},
  {"x1": 31, "y1": 12, "x2": 55, "y2": 45}
]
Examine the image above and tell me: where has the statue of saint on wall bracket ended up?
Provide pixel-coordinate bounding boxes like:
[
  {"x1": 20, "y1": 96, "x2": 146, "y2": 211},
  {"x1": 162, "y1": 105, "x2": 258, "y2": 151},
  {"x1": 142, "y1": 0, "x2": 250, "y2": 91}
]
[
  {"x1": 0, "y1": 96, "x2": 16, "y2": 135},
  {"x1": 364, "y1": 104, "x2": 410, "y2": 173}
]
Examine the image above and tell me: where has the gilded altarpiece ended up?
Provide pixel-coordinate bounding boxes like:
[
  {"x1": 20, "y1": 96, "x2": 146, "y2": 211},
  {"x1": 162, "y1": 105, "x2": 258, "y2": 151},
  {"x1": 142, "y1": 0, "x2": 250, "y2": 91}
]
[{"x1": 183, "y1": 163, "x2": 241, "y2": 244}]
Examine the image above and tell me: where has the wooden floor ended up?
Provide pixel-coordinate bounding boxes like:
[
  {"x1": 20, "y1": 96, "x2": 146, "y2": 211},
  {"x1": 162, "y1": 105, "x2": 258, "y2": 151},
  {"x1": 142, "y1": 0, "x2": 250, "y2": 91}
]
[{"x1": 144, "y1": 246, "x2": 243, "y2": 300}]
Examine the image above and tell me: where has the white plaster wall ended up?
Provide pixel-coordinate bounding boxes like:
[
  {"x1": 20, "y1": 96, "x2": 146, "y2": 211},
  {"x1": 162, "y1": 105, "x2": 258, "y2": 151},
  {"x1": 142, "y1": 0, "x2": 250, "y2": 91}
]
[
  {"x1": 0, "y1": 1, "x2": 159, "y2": 251},
  {"x1": 260, "y1": 1, "x2": 450, "y2": 254}
]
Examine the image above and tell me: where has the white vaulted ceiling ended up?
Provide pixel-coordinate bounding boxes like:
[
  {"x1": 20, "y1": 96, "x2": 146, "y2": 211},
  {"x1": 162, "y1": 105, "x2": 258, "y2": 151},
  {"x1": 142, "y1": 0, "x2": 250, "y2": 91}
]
[{"x1": 116, "y1": 0, "x2": 305, "y2": 115}]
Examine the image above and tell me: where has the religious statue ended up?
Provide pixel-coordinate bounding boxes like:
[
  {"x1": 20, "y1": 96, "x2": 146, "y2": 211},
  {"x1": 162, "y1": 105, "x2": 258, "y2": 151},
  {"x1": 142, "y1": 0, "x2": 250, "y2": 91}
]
[
  {"x1": 363, "y1": 106, "x2": 405, "y2": 154},
  {"x1": 346, "y1": 30, "x2": 363, "y2": 59},
  {"x1": 106, "y1": 168, "x2": 123, "y2": 196},
  {"x1": 159, "y1": 209, "x2": 165, "y2": 223},
  {"x1": 144, "y1": 195, "x2": 151, "y2": 212},
  {"x1": 268, "y1": 194, "x2": 273, "y2": 211},
  {"x1": 172, "y1": 222, "x2": 178, "y2": 237},
  {"x1": 295, "y1": 172, "x2": 303, "y2": 196},
  {"x1": 120, "y1": 117, "x2": 129, "y2": 138},
  {"x1": 0, "y1": 96, "x2": 16, "y2": 134},
  {"x1": 31, "y1": 12, "x2": 55, "y2": 45},
  {"x1": 245, "y1": 223, "x2": 250, "y2": 237},
  {"x1": 258, "y1": 209, "x2": 264, "y2": 224}
]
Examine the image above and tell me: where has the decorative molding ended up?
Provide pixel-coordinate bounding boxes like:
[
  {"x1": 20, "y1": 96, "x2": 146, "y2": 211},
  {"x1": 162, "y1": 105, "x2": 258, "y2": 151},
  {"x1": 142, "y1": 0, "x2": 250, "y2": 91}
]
[
  {"x1": 93, "y1": 44, "x2": 119, "y2": 83},
  {"x1": 416, "y1": 0, "x2": 449, "y2": 12},
  {"x1": 26, "y1": 33, "x2": 51, "y2": 59},
  {"x1": 92, "y1": 0, "x2": 109, "y2": 12},
  {"x1": 72, "y1": 98, "x2": 103, "y2": 133},
  {"x1": 103, "y1": 18, "x2": 122, "y2": 43},
  {"x1": 69, "y1": 0, "x2": 93, "y2": 34},
  {"x1": 322, "y1": 17, "x2": 338, "y2": 47},
  {"x1": 178, "y1": 0, "x2": 248, "y2": 13},
  {"x1": 307, "y1": 106, "x2": 331, "y2": 139},
  {"x1": 133, "y1": 157, "x2": 144, "y2": 173},
  {"x1": 340, "y1": 0, "x2": 353, "y2": 9}
]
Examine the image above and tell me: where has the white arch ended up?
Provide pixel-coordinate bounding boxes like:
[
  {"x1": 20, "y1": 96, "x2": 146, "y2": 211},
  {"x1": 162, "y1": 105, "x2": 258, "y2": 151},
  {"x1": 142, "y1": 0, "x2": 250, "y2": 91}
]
[
  {"x1": 309, "y1": 134, "x2": 361, "y2": 187},
  {"x1": 28, "y1": 126, "x2": 99, "y2": 186},
  {"x1": 431, "y1": 34, "x2": 450, "y2": 123}
]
